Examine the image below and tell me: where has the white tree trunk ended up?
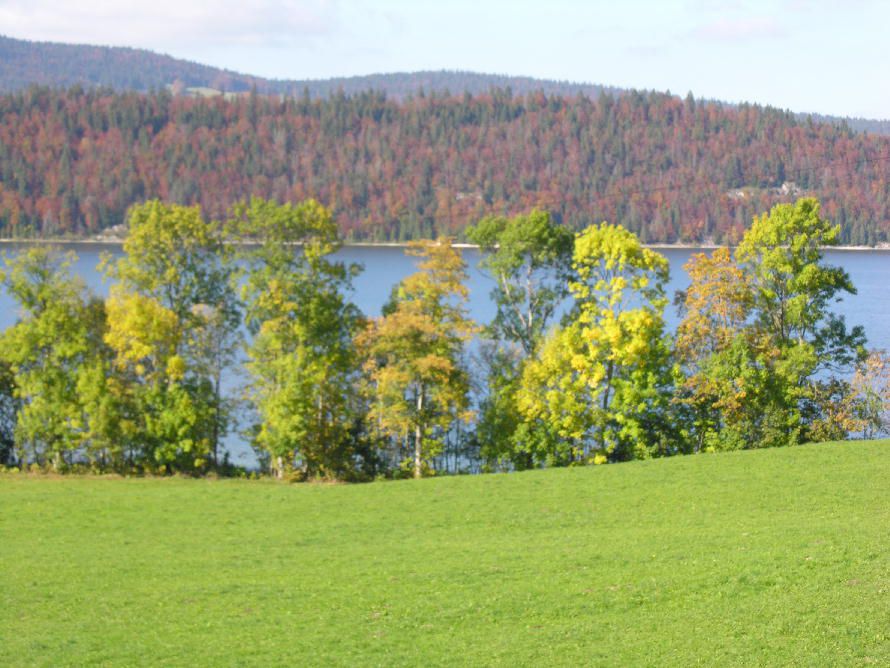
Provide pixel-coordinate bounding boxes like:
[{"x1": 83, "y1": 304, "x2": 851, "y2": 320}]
[{"x1": 414, "y1": 389, "x2": 423, "y2": 479}]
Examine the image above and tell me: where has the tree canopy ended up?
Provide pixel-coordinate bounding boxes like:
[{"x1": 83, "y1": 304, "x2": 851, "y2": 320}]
[{"x1": 0, "y1": 197, "x2": 883, "y2": 478}]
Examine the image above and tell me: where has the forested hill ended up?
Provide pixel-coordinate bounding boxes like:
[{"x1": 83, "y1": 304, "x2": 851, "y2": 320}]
[
  {"x1": 0, "y1": 34, "x2": 619, "y2": 100},
  {"x1": 2, "y1": 86, "x2": 890, "y2": 244},
  {"x1": 4, "y1": 34, "x2": 890, "y2": 136},
  {"x1": 0, "y1": 35, "x2": 269, "y2": 94}
]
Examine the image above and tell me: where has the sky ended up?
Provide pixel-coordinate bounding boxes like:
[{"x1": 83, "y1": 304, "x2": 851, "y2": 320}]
[{"x1": 2, "y1": 0, "x2": 888, "y2": 119}]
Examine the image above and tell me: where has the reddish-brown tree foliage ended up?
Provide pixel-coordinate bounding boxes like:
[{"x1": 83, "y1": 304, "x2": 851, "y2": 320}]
[{"x1": 1, "y1": 87, "x2": 889, "y2": 243}]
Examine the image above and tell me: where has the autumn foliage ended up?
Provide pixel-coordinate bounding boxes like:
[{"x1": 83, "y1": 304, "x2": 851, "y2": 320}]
[
  {"x1": 0, "y1": 197, "x2": 886, "y2": 478},
  {"x1": 2, "y1": 87, "x2": 890, "y2": 244}
]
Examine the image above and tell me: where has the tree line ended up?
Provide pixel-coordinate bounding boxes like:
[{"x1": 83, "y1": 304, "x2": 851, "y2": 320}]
[
  {"x1": 2, "y1": 87, "x2": 890, "y2": 244},
  {"x1": 0, "y1": 197, "x2": 888, "y2": 479}
]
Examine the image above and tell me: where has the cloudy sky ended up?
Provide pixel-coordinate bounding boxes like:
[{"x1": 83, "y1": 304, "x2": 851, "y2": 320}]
[{"x1": 2, "y1": 0, "x2": 888, "y2": 119}]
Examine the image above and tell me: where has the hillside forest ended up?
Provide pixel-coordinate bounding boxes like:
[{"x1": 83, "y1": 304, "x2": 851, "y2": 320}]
[
  {"x1": 2, "y1": 87, "x2": 890, "y2": 244},
  {"x1": 1, "y1": 197, "x2": 888, "y2": 479}
]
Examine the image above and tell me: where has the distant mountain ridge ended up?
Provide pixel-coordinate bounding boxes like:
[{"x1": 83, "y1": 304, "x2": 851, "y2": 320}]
[
  {"x1": 2, "y1": 33, "x2": 888, "y2": 135},
  {"x1": 0, "y1": 34, "x2": 621, "y2": 99}
]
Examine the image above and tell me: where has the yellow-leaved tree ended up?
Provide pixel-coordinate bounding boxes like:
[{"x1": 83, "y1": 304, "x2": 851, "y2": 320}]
[
  {"x1": 358, "y1": 239, "x2": 476, "y2": 478},
  {"x1": 516, "y1": 223, "x2": 679, "y2": 464},
  {"x1": 673, "y1": 247, "x2": 760, "y2": 452},
  {"x1": 102, "y1": 200, "x2": 240, "y2": 472}
]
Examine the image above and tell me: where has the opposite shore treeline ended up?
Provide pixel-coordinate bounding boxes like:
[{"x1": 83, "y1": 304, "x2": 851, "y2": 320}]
[
  {"x1": 0, "y1": 196, "x2": 887, "y2": 480},
  {"x1": 3, "y1": 86, "x2": 890, "y2": 245}
]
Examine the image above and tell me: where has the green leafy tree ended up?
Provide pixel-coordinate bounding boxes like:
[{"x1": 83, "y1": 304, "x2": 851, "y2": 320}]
[
  {"x1": 735, "y1": 198, "x2": 866, "y2": 446},
  {"x1": 237, "y1": 198, "x2": 365, "y2": 480},
  {"x1": 466, "y1": 210, "x2": 574, "y2": 469},
  {"x1": 359, "y1": 239, "x2": 476, "y2": 478},
  {"x1": 737, "y1": 198, "x2": 857, "y2": 351},
  {"x1": 467, "y1": 210, "x2": 574, "y2": 356},
  {"x1": 0, "y1": 248, "x2": 108, "y2": 469},
  {"x1": 103, "y1": 200, "x2": 240, "y2": 472},
  {"x1": 676, "y1": 198, "x2": 867, "y2": 451},
  {"x1": 517, "y1": 223, "x2": 678, "y2": 464},
  {"x1": 104, "y1": 288, "x2": 200, "y2": 470}
]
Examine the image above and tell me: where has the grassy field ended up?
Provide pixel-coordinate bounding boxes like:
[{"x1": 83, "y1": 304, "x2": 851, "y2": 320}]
[{"x1": 1, "y1": 441, "x2": 888, "y2": 666}]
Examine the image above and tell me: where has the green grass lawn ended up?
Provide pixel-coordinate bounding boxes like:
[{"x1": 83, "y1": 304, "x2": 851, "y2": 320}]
[{"x1": 1, "y1": 441, "x2": 888, "y2": 666}]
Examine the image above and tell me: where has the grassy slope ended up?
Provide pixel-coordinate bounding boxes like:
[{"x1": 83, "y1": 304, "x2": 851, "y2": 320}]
[{"x1": 1, "y1": 441, "x2": 887, "y2": 666}]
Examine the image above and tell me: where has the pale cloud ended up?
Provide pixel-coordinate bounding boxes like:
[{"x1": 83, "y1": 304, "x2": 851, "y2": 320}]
[
  {"x1": 691, "y1": 16, "x2": 785, "y2": 41},
  {"x1": 0, "y1": 0, "x2": 341, "y2": 49}
]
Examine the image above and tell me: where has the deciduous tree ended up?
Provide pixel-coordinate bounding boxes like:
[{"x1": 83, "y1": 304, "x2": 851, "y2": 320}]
[
  {"x1": 849, "y1": 350, "x2": 890, "y2": 439},
  {"x1": 676, "y1": 198, "x2": 867, "y2": 451},
  {"x1": 674, "y1": 247, "x2": 757, "y2": 451},
  {"x1": 467, "y1": 210, "x2": 574, "y2": 356},
  {"x1": 238, "y1": 198, "x2": 364, "y2": 479},
  {"x1": 103, "y1": 200, "x2": 239, "y2": 471},
  {"x1": 467, "y1": 210, "x2": 574, "y2": 469},
  {"x1": 0, "y1": 248, "x2": 107, "y2": 469},
  {"x1": 736, "y1": 197, "x2": 866, "y2": 445},
  {"x1": 359, "y1": 239, "x2": 476, "y2": 478},
  {"x1": 517, "y1": 223, "x2": 678, "y2": 464}
]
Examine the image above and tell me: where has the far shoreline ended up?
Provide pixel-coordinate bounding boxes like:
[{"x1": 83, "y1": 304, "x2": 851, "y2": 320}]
[{"x1": 1, "y1": 238, "x2": 889, "y2": 252}]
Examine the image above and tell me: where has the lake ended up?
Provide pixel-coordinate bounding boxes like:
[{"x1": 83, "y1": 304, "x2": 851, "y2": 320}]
[{"x1": 1, "y1": 243, "x2": 888, "y2": 466}]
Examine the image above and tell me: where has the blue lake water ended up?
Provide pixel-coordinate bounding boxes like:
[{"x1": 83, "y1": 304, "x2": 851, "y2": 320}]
[{"x1": 1, "y1": 243, "x2": 888, "y2": 466}]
